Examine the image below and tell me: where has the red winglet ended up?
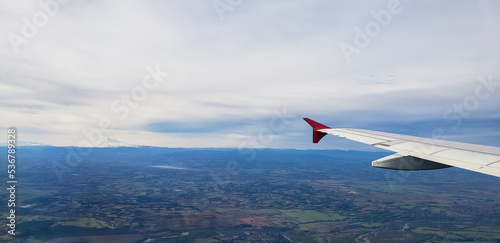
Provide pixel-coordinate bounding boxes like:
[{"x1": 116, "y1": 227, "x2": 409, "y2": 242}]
[{"x1": 303, "y1": 118, "x2": 331, "y2": 143}]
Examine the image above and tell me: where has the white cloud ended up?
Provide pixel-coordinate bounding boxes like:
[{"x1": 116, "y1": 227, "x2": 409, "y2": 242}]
[{"x1": 0, "y1": 0, "x2": 499, "y2": 148}]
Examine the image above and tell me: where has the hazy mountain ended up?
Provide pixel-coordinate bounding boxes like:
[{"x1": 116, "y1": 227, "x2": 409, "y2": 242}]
[
  {"x1": 0, "y1": 141, "x2": 49, "y2": 146},
  {"x1": 92, "y1": 137, "x2": 139, "y2": 148}
]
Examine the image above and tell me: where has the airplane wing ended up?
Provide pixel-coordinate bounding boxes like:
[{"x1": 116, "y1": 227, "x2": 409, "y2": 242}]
[{"x1": 304, "y1": 118, "x2": 500, "y2": 178}]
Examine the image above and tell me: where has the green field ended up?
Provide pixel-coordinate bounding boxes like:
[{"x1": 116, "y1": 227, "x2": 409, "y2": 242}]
[{"x1": 280, "y1": 209, "x2": 346, "y2": 223}]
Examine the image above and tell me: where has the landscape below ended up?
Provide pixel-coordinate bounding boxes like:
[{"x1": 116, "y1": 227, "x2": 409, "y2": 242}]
[{"x1": 0, "y1": 146, "x2": 499, "y2": 242}]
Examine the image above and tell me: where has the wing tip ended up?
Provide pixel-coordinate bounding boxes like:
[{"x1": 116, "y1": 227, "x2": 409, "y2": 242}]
[
  {"x1": 303, "y1": 118, "x2": 331, "y2": 130},
  {"x1": 303, "y1": 118, "x2": 331, "y2": 143}
]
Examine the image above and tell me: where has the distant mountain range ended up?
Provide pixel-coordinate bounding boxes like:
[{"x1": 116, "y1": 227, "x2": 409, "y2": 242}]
[
  {"x1": 10, "y1": 141, "x2": 49, "y2": 146},
  {"x1": 90, "y1": 137, "x2": 139, "y2": 148},
  {"x1": 1, "y1": 137, "x2": 140, "y2": 148}
]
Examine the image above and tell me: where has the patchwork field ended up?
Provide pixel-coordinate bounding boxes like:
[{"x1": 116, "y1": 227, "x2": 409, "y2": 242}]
[{"x1": 0, "y1": 147, "x2": 499, "y2": 242}]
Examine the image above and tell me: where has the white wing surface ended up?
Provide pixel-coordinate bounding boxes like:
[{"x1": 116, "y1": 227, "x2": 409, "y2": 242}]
[{"x1": 304, "y1": 118, "x2": 500, "y2": 178}]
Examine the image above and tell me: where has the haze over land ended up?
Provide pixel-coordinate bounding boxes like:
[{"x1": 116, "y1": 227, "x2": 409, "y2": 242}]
[{"x1": 1, "y1": 146, "x2": 499, "y2": 242}]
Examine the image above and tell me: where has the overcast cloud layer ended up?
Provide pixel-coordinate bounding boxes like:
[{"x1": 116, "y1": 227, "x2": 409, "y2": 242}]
[{"x1": 1, "y1": 0, "x2": 499, "y2": 150}]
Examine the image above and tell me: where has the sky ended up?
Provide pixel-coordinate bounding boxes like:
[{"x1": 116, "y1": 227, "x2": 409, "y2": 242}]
[{"x1": 0, "y1": 0, "x2": 499, "y2": 150}]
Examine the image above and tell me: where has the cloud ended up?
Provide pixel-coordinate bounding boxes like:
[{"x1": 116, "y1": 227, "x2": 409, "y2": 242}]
[{"x1": 0, "y1": 0, "x2": 499, "y2": 149}]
